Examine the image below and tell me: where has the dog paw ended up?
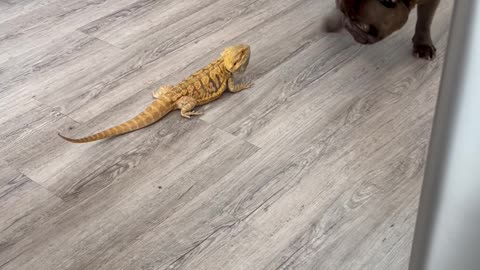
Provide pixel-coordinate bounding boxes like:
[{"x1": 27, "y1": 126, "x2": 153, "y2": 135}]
[{"x1": 413, "y1": 43, "x2": 437, "y2": 60}]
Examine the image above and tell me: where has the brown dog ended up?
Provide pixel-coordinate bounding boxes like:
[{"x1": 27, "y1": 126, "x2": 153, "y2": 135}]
[{"x1": 325, "y1": 0, "x2": 440, "y2": 60}]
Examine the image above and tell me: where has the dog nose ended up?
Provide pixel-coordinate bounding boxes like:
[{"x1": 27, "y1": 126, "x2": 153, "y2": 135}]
[{"x1": 354, "y1": 22, "x2": 370, "y2": 32}]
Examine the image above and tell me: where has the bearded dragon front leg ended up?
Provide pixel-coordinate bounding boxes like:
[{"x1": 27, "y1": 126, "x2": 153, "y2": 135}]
[
  {"x1": 152, "y1": 85, "x2": 174, "y2": 99},
  {"x1": 176, "y1": 96, "x2": 203, "y2": 118},
  {"x1": 228, "y1": 78, "x2": 254, "y2": 93}
]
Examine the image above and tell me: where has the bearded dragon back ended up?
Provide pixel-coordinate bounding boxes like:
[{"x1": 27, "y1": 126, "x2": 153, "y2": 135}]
[{"x1": 58, "y1": 44, "x2": 253, "y2": 143}]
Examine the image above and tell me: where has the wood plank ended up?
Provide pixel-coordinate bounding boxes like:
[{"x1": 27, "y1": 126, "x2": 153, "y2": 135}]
[
  {"x1": 0, "y1": 101, "x2": 78, "y2": 173},
  {"x1": 78, "y1": 0, "x2": 217, "y2": 48},
  {"x1": 0, "y1": 0, "x2": 138, "y2": 62},
  {"x1": 0, "y1": 1, "x2": 11, "y2": 11},
  {"x1": 0, "y1": 164, "x2": 63, "y2": 268},
  {"x1": 0, "y1": 31, "x2": 122, "y2": 126},
  {"x1": 95, "y1": 104, "x2": 434, "y2": 269},
  {"x1": 0, "y1": 129, "x2": 258, "y2": 270},
  {"x1": 259, "y1": 114, "x2": 432, "y2": 270},
  {"x1": 161, "y1": 140, "x2": 424, "y2": 270},
  {"x1": 3, "y1": 0, "x2": 31, "y2": 4},
  {"x1": 0, "y1": 0, "x2": 58, "y2": 24}
]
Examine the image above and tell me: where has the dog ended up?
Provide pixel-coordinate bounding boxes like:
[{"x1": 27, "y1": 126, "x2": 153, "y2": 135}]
[{"x1": 324, "y1": 0, "x2": 440, "y2": 60}]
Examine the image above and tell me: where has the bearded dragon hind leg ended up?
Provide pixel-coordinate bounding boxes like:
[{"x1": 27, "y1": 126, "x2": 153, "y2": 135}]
[
  {"x1": 152, "y1": 85, "x2": 174, "y2": 99},
  {"x1": 176, "y1": 96, "x2": 203, "y2": 119}
]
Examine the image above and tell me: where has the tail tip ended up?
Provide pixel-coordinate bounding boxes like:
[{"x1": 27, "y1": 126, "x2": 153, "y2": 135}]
[{"x1": 58, "y1": 132, "x2": 80, "y2": 143}]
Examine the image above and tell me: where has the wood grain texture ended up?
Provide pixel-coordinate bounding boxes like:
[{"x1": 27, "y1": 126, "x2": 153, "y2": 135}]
[
  {"x1": 0, "y1": 31, "x2": 122, "y2": 116},
  {"x1": 0, "y1": 1, "x2": 11, "y2": 11},
  {"x1": 0, "y1": 0, "x2": 138, "y2": 62},
  {"x1": 0, "y1": 164, "x2": 63, "y2": 268},
  {"x1": 0, "y1": 0, "x2": 453, "y2": 269},
  {"x1": 0, "y1": 0, "x2": 55, "y2": 24},
  {"x1": 78, "y1": 0, "x2": 218, "y2": 48}
]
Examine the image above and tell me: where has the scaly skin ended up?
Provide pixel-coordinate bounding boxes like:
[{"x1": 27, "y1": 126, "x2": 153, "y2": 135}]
[{"x1": 58, "y1": 44, "x2": 252, "y2": 143}]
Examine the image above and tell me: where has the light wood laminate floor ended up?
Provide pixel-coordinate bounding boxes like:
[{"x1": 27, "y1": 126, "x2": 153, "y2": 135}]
[{"x1": 0, "y1": 0, "x2": 453, "y2": 269}]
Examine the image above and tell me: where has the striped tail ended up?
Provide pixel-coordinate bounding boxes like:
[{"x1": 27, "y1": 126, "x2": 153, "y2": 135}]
[{"x1": 58, "y1": 96, "x2": 174, "y2": 143}]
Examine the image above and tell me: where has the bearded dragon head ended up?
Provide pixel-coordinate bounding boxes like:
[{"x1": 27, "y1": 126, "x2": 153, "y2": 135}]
[{"x1": 222, "y1": 44, "x2": 251, "y2": 74}]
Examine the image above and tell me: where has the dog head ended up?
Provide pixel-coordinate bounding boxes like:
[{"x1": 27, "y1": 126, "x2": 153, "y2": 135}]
[{"x1": 338, "y1": 0, "x2": 416, "y2": 44}]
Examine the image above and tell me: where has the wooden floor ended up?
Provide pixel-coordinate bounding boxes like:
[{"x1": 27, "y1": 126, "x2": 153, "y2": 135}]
[{"x1": 0, "y1": 0, "x2": 453, "y2": 269}]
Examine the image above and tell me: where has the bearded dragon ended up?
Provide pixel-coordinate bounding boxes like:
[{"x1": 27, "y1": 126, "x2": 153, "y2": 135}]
[{"x1": 58, "y1": 44, "x2": 252, "y2": 143}]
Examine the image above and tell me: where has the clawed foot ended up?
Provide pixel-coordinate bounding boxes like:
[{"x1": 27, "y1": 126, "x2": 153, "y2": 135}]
[
  {"x1": 413, "y1": 43, "x2": 437, "y2": 60},
  {"x1": 181, "y1": 111, "x2": 203, "y2": 119},
  {"x1": 233, "y1": 82, "x2": 254, "y2": 92}
]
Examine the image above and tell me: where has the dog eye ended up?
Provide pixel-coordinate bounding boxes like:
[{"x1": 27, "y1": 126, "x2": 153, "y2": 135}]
[{"x1": 379, "y1": 0, "x2": 397, "y2": 8}]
